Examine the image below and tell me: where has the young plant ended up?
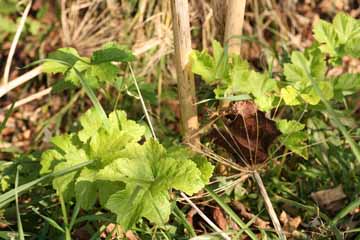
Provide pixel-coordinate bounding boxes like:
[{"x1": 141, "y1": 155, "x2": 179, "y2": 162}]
[{"x1": 39, "y1": 44, "x2": 214, "y2": 231}]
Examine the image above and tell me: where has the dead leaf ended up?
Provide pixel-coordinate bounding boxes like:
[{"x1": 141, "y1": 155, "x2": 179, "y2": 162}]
[
  {"x1": 211, "y1": 101, "x2": 280, "y2": 165},
  {"x1": 311, "y1": 185, "x2": 347, "y2": 213},
  {"x1": 213, "y1": 207, "x2": 228, "y2": 230},
  {"x1": 232, "y1": 201, "x2": 270, "y2": 229},
  {"x1": 280, "y1": 211, "x2": 302, "y2": 235}
]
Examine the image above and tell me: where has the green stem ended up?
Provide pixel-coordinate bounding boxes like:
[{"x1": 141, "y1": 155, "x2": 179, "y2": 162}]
[
  {"x1": 59, "y1": 193, "x2": 71, "y2": 240},
  {"x1": 173, "y1": 204, "x2": 196, "y2": 237},
  {"x1": 205, "y1": 186, "x2": 258, "y2": 240}
]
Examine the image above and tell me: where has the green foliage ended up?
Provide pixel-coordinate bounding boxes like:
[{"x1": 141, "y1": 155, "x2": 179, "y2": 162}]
[
  {"x1": 191, "y1": 41, "x2": 278, "y2": 111},
  {"x1": 40, "y1": 108, "x2": 213, "y2": 229},
  {"x1": 313, "y1": 12, "x2": 360, "y2": 59},
  {"x1": 191, "y1": 12, "x2": 360, "y2": 160},
  {"x1": 42, "y1": 43, "x2": 135, "y2": 89},
  {"x1": 276, "y1": 120, "x2": 308, "y2": 159}
]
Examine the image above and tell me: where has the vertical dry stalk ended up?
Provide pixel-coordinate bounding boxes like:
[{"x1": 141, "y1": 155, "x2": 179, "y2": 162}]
[
  {"x1": 211, "y1": 0, "x2": 227, "y2": 42},
  {"x1": 254, "y1": 171, "x2": 287, "y2": 240},
  {"x1": 224, "y1": 0, "x2": 247, "y2": 54},
  {"x1": 2, "y1": 0, "x2": 32, "y2": 86},
  {"x1": 170, "y1": 0, "x2": 200, "y2": 146}
]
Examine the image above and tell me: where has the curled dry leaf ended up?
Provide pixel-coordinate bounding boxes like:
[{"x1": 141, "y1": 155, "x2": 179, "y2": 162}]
[{"x1": 211, "y1": 101, "x2": 280, "y2": 166}]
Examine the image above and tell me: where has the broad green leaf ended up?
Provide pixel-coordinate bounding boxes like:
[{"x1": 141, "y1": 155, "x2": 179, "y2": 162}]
[
  {"x1": 313, "y1": 20, "x2": 338, "y2": 56},
  {"x1": 142, "y1": 191, "x2": 171, "y2": 225},
  {"x1": 89, "y1": 111, "x2": 145, "y2": 165},
  {"x1": 96, "y1": 180, "x2": 125, "y2": 206},
  {"x1": 75, "y1": 168, "x2": 97, "y2": 210},
  {"x1": 333, "y1": 73, "x2": 360, "y2": 95},
  {"x1": 0, "y1": 16, "x2": 16, "y2": 33},
  {"x1": 281, "y1": 86, "x2": 301, "y2": 106},
  {"x1": 105, "y1": 186, "x2": 146, "y2": 230},
  {"x1": 276, "y1": 119, "x2": 305, "y2": 135},
  {"x1": 301, "y1": 81, "x2": 333, "y2": 105},
  {"x1": 279, "y1": 132, "x2": 308, "y2": 159},
  {"x1": 190, "y1": 50, "x2": 216, "y2": 83},
  {"x1": 276, "y1": 119, "x2": 308, "y2": 159},
  {"x1": 78, "y1": 108, "x2": 103, "y2": 143},
  {"x1": 90, "y1": 63, "x2": 119, "y2": 83},
  {"x1": 254, "y1": 95, "x2": 276, "y2": 112},
  {"x1": 91, "y1": 42, "x2": 135, "y2": 64},
  {"x1": 333, "y1": 12, "x2": 360, "y2": 44},
  {"x1": 102, "y1": 139, "x2": 211, "y2": 229},
  {"x1": 47, "y1": 48, "x2": 81, "y2": 68}
]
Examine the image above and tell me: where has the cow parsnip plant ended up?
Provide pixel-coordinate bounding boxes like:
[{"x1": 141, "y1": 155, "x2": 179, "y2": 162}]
[
  {"x1": 39, "y1": 44, "x2": 214, "y2": 230},
  {"x1": 190, "y1": 12, "x2": 360, "y2": 160}
]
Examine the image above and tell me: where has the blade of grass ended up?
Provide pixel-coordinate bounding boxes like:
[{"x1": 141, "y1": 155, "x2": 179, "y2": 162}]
[
  {"x1": 69, "y1": 201, "x2": 81, "y2": 230},
  {"x1": 31, "y1": 207, "x2": 65, "y2": 233},
  {"x1": 205, "y1": 186, "x2": 258, "y2": 240},
  {"x1": 0, "y1": 103, "x2": 15, "y2": 134},
  {"x1": 0, "y1": 160, "x2": 93, "y2": 207},
  {"x1": 173, "y1": 204, "x2": 196, "y2": 238},
  {"x1": 15, "y1": 166, "x2": 25, "y2": 240},
  {"x1": 331, "y1": 198, "x2": 360, "y2": 225}
]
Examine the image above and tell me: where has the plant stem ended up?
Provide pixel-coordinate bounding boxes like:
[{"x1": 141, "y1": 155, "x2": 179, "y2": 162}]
[
  {"x1": 253, "y1": 171, "x2": 286, "y2": 240},
  {"x1": 59, "y1": 193, "x2": 71, "y2": 240}
]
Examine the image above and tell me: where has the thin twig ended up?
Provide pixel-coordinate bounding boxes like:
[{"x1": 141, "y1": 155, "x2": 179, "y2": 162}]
[
  {"x1": 253, "y1": 171, "x2": 287, "y2": 240},
  {"x1": 180, "y1": 192, "x2": 231, "y2": 240},
  {"x1": 128, "y1": 63, "x2": 157, "y2": 141},
  {"x1": 2, "y1": 0, "x2": 32, "y2": 86},
  {"x1": 0, "y1": 65, "x2": 42, "y2": 98},
  {"x1": 3, "y1": 87, "x2": 52, "y2": 111}
]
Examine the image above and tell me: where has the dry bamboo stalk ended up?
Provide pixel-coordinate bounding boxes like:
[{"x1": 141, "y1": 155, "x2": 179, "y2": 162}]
[
  {"x1": 254, "y1": 171, "x2": 287, "y2": 240},
  {"x1": 2, "y1": 0, "x2": 32, "y2": 86},
  {"x1": 211, "y1": 0, "x2": 228, "y2": 42},
  {"x1": 170, "y1": 0, "x2": 200, "y2": 146},
  {"x1": 224, "y1": 0, "x2": 246, "y2": 54}
]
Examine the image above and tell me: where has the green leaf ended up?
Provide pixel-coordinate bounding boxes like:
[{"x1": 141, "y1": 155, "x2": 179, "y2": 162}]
[
  {"x1": 89, "y1": 111, "x2": 145, "y2": 165},
  {"x1": 280, "y1": 86, "x2": 301, "y2": 106},
  {"x1": 91, "y1": 42, "x2": 135, "y2": 64},
  {"x1": 276, "y1": 119, "x2": 308, "y2": 159},
  {"x1": 75, "y1": 168, "x2": 97, "y2": 210},
  {"x1": 313, "y1": 20, "x2": 339, "y2": 56},
  {"x1": 90, "y1": 63, "x2": 119, "y2": 83},
  {"x1": 102, "y1": 139, "x2": 210, "y2": 229},
  {"x1": 78, "y1": 108, "x2": 104, "y2": 143},
  {"x1": 333, "y1": 73, "x2": 360, "y2": 95},
  {"x1": 333, "y1": 12, "x2": 360, "y2": 44},
  {"x1": 47, "y1": 48, "x2": 82, "y2": 67},
  {"x1": 105, "y1": 186, "x2": 145, "y2": 230},
  {"x1": 190, "y1": 50, "x2": 216, "y2": 83},
  {"x1": 276, "y1": 119, "x2": 305, "y2": 134},
  {"x1": 279, "y1": 132, "x2": 308, "y2": 159}
]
